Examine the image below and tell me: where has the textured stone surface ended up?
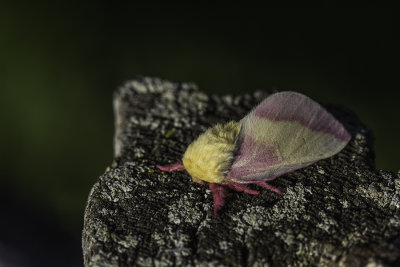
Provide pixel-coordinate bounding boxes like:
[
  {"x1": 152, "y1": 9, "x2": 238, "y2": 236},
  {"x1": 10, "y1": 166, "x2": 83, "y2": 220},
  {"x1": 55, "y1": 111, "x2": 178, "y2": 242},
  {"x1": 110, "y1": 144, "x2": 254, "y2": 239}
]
[{"x1": 83, "y1": 77, "x2": 400, "y2": 266}]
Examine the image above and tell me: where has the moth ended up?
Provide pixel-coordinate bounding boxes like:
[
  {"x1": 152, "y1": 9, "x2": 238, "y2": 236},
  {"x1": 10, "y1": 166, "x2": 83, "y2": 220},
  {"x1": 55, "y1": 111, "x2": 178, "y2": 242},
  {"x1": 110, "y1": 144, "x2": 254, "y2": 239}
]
[{"x1": 157, "y1": 92, "x2": 350, "y2": 216}]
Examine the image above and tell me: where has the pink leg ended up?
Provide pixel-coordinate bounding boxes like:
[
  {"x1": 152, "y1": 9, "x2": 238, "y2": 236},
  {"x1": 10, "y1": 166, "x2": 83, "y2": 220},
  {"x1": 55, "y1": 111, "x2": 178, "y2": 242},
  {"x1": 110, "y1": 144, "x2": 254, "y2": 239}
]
[
  {"x1": 253, "y1": 181, "x2": 282, "y2": 194},
  {"x1": 209, "y1": 182, "x2": 258, "y2": 216},
  {"x1": 209, "y1": 183, "x2": 228, "y2": 216},
  {"x1": 156, "y1": 161, "x2": 185, "y2": 172},
  {"x1": 208, "y1": 181, "x2": 281, "y2": 216},
  {"x1": 226, "y1": 182, "x2": 259, "y2": 195}
]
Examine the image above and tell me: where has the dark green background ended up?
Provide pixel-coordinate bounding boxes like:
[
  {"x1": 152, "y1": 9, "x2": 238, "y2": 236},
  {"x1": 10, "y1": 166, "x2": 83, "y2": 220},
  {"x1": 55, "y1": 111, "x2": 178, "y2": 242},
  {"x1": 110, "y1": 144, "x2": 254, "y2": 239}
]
[{"x1": 0, "y1": 4, "x2": 397, "y2": 265}]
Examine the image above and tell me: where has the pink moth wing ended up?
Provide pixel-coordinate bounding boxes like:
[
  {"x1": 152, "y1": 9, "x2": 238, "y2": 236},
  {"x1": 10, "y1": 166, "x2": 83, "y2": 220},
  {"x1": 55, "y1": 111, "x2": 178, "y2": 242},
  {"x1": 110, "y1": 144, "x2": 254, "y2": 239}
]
[{"x1": 227, "y1": 91, "x2": 351, "y2": 183}]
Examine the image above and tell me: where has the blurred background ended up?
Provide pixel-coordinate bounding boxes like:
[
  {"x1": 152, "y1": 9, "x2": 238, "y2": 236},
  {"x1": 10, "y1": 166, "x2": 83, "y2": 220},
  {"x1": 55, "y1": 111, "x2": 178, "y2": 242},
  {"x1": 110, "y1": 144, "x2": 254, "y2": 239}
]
[{"x1": 0, "y1": 4, "x2": 397, "y2": 266}]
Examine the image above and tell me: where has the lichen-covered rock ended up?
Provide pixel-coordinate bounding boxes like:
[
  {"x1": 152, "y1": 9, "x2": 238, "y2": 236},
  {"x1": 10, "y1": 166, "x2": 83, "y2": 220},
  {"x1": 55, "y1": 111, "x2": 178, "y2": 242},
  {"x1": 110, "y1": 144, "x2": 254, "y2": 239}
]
[{"x1": 82, "y1": 77, "x2": 400, "y2": 266}]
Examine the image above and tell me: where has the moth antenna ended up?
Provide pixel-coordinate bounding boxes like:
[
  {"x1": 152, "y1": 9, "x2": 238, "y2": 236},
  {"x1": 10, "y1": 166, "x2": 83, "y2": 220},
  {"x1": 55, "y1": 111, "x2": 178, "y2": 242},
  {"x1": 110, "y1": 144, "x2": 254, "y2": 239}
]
[{"x1": 156, "y1": 161, "x2": 185, "y2": 172}]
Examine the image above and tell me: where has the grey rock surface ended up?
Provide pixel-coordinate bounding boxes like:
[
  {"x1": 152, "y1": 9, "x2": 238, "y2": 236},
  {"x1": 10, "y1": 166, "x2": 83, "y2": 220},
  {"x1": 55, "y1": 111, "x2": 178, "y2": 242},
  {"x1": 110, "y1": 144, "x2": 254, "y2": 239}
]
[{"x1": 83, "y1": 77, "x2": 400, "y2": 266}]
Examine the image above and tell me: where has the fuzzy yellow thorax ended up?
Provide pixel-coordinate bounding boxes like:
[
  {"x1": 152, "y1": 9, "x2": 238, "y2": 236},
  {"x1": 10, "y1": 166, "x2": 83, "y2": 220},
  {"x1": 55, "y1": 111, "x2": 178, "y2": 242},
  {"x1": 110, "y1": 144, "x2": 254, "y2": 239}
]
[{"x1": 182, "y1": 121, "x2": 241, "y2": 183}]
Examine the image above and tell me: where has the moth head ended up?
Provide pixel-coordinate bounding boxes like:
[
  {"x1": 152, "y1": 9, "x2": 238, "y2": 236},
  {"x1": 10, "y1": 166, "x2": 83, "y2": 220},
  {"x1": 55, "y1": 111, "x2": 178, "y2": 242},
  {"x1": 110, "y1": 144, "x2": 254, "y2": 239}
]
[{"x1": 182, "y1": 121, "x2": 241, "y2": 184}]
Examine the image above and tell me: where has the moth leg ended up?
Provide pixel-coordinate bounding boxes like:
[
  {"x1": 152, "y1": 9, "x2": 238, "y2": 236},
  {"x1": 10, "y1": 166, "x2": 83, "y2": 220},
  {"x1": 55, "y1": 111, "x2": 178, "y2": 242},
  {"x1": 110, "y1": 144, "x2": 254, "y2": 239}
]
[
  {"x1": 209, "y1": 183, "x2": 228, "y2": 216},
  {"x1": 226, "y1": 182, "x2": 259, "y2": 195},
  {"x1": 156, "y1": 161, "x2": 185, "y2": 172},
  {"x1": 253, "y1": 181, "x2": 282, "y2": 194}
]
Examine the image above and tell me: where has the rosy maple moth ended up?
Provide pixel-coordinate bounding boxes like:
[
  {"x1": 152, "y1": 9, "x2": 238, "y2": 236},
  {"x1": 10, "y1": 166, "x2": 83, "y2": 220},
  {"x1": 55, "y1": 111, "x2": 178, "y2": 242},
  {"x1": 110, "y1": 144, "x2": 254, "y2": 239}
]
[{"x1": 157, "y1": 92, "x2": 350, "y2": 216}]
